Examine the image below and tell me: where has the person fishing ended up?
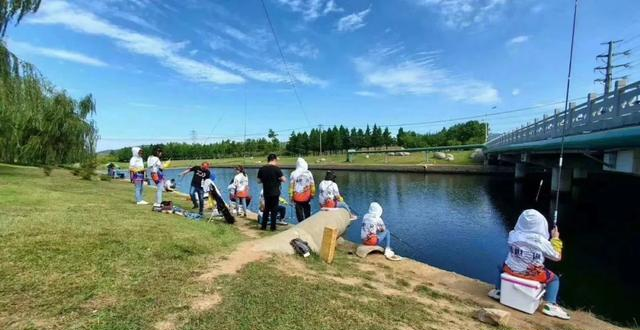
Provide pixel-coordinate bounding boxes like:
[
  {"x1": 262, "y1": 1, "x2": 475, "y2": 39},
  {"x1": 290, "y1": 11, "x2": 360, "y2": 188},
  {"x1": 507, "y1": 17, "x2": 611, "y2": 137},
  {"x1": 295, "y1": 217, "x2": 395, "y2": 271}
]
[
  {"x1": 178, "y1": 162, "x2": 213, "y2": 216},
  {"x1": 232, "y1": 165, "x2": 250, "y2": 217},
  {"x1": 107, "y1": 162, "x2": 116, "y2": 178},
  {"x1": 257, "y1": 189, "x2": 288, "y2": 226},
  {"x1": 129, "y1": 147, "x2": 147, "y2": 205},
  {"x1": 289, "y1": 157, "x2": 315, "y2": 222},
  {"x1": 488, "y1": 209, "x2": 570, "y2": 320},
  {"x1": 361, "y1": 202, "x2": 402, "y2": 261},
  {"x1": 147, "y1": 147, "x2": 165, "y2": 207},
  {"x1": 318, "y1": 171, "x2": 357, "y2": 220},
  {"x1": 257, "y1": 153, "x2": 286, "y2": 231},
  {"x1": 164, "y1": 178, "x2": 177, "y2": 192}
]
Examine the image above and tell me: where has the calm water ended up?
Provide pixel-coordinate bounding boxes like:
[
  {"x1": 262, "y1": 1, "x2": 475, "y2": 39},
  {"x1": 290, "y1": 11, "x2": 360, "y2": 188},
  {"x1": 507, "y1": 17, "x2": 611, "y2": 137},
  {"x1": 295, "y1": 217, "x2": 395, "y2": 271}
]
[{"x1": 158, "y1": 167, "x2": 639, "y2": 325}]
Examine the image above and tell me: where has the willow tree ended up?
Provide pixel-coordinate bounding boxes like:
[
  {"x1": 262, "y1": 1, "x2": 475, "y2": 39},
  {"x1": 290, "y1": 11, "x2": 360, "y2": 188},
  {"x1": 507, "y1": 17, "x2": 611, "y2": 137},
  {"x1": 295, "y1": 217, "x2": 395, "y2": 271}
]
[
  {"x1": 1, "y1": 0, "x2": 42, "y2": 36},
  {"x1": 0, "y1": 0, "x2": 99, "y2": 167}
]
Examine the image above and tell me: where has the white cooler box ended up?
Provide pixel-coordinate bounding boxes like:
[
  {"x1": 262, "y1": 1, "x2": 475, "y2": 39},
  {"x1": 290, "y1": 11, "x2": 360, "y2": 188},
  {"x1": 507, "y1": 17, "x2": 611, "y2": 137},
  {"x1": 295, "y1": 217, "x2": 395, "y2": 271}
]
[{"x1": 500, "y1": 273, "x2": 546, "y2": 314}]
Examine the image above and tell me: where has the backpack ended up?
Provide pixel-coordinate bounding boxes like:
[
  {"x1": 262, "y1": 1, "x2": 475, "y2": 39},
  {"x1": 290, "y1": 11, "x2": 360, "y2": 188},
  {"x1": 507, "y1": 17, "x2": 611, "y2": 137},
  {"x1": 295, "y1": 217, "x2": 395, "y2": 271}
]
[
  {"x1": 290, "y1": 238, "x2": 311, "y2": 257},
  {"x1": 161, "y1": 201, "x2": 173, "y2": 211}
]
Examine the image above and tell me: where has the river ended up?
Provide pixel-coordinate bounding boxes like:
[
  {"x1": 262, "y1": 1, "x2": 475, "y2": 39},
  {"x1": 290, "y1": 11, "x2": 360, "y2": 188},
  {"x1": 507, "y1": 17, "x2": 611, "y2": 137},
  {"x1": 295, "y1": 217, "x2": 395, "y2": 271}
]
[{"x1": 158, "y1": 166, "x2": 639, "y2": 325}]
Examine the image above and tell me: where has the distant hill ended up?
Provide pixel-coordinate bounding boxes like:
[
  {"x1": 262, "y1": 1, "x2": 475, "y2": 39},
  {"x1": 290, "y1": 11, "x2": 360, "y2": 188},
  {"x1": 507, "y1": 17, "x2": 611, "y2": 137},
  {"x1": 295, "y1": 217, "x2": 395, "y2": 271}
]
[{"x1": 97, "y1": 149, "x2": 115, "y2": 156}]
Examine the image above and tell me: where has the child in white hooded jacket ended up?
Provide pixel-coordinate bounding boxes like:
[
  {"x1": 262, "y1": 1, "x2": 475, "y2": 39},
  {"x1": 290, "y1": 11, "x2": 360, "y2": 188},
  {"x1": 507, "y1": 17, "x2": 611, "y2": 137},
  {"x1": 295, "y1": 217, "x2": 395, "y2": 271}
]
[
  {"x1": 488, "y1": 209, "x2": 570, "y2": 320},
  {"x1": 289, "y1": 158, "x2": 315, "y2": 222},
  {"x1": 361, "y1": 202, "x2": 401, "y2": 261}
]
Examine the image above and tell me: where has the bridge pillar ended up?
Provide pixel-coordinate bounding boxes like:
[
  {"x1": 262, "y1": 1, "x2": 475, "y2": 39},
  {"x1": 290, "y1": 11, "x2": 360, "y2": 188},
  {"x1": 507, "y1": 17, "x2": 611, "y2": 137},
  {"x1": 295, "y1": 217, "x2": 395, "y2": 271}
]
[
  {"x1": 551, "y1": 166, "x2": 572, "y2": 192},
  {"x1": 515, "y1": 162, "x2": 527, "y2": 180},
  {"x1": 572, "y1": 167, "x2": 588, "y2": 180}
]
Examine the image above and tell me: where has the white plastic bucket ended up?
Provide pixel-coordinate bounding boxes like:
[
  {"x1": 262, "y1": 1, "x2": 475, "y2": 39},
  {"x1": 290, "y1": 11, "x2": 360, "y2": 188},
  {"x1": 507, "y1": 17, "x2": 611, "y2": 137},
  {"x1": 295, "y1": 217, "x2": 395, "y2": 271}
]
[{"x1": 500, "y1": 273, "x2": 545, "y2": 314}]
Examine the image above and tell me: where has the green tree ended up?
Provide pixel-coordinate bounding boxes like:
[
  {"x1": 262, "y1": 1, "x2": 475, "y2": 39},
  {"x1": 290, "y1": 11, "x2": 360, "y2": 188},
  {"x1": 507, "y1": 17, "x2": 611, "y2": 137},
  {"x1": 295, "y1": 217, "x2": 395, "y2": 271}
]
[
  {"x1": 382, "y1": 127, "x2": 393, "y2": 147},
  {"x1": 1, "y1": 0, "x2": 41, "y2": 36}
]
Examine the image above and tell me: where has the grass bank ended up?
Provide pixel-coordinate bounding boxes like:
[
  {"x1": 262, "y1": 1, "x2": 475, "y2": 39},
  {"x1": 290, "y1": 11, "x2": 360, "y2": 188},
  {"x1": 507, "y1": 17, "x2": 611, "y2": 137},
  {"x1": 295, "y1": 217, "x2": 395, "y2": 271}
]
[
  {"x1": 0, "y1": 164, "x2": 625, "y2": 330},
  {"x1": 0, "y1": 164, "x2": 242, "y2": 329},
  {"x1": 103, "y1": 150, "x2": 482, "y2": 169}
]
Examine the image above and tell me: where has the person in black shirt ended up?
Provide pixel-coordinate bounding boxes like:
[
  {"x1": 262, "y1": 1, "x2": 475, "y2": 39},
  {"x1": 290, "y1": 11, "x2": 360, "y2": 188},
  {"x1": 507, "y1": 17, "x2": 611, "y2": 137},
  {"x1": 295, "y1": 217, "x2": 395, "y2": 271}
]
[
  {"x1": 179, "y1": 162, "x2": 213, "y2": 215},
  {"x1": 257, "y1": 153, "x2": 286, "y2": 231}
]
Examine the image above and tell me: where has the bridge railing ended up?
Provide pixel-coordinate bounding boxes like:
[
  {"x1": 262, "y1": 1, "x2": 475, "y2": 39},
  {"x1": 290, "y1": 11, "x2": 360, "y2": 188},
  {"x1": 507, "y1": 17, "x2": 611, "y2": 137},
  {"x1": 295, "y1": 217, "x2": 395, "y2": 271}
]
[{"x1": 487, "y1": 80, "x2": 640, "y2": 148}]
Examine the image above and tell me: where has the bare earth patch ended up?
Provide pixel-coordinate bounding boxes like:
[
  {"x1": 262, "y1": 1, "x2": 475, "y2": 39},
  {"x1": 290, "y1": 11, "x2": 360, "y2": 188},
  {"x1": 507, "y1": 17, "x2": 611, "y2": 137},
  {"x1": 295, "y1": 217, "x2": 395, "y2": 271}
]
[{"x1": 191, "y1": 293, "x2": 222, "y2": 312}]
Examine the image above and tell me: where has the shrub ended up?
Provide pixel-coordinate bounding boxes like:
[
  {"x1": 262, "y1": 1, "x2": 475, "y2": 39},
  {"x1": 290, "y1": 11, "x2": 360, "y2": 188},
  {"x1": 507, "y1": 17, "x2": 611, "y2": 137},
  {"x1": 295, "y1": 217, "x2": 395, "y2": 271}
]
[
  {"x1": 42, "y1": 165, "x2": 53, "y2": 176},
  {"x1": 80, "y1": 159, "x2": 97, "y2": 181},
  {"x1": 99, "y1": 174, "x2": 112, "y2": 182}
]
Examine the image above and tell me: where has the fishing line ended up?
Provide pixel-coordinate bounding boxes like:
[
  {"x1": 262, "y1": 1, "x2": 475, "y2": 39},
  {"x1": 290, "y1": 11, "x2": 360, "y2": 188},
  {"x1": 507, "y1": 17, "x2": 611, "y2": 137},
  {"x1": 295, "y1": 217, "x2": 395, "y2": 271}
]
[
  {"x1": 553, "y1": 0, "x2": 579, "y2": 228},
  {"x1": 349, "y1": 205, "x2": 417, "y2": 257}
]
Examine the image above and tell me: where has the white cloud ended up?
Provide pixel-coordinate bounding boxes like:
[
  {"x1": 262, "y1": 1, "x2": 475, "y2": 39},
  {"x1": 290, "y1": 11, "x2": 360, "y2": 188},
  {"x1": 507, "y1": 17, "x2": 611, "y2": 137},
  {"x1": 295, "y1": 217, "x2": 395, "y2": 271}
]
[
  {"x1": 412, "y1": 0, "x2": 508, "y2": 29},
  {"x1": 511, "y1": 88, "x2": 520, "y2": 96},
  {"x1": 276, "y1": 0, "x2": 343, "y2": 21},
  {"x1": 29, "y1": 0, "x2": 245, "y2": 84},
  {"x1": 111, "y1": 11, "x2": 160, "y2": 33},
  {"x1": 353, "y1": 45, "x2": 500, "y2": 104},
  {"x1": 323, "y1": 0, "x2": 343, "y2": 15},
  {"x1": 7, "y1": 39, "x2": 107, "y2": 67},
  {"x1": 354, "y1": 90, "x2": 379, "y2": 97},
  {"x1": 284, "y1": 39, "x2": 319, "y2": 59},
  {"x1": 213, "y1": 58, "x2": 326, "y2": 87},
  {"x1": 506, "y1": 35, "x2": 529, "y2": 45},
  {"x1": 336, "y1": 7, "x2": 371, "y2": 32}
]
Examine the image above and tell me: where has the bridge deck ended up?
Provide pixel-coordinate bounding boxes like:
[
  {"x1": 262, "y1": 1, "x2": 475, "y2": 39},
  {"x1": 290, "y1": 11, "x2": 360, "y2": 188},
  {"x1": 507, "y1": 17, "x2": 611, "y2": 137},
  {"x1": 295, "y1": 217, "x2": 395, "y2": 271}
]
[{"x1": 486, "y1": 125, "x2": 640, "y2": 154}]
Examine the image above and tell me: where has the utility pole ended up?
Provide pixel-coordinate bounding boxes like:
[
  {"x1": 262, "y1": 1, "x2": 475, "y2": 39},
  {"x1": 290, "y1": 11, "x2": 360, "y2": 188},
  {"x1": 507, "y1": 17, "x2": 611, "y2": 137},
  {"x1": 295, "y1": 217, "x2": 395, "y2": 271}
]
[
  {"x1": 190, "y1": 130, "x2": 197, "y2": 144},
  {"x1": 595, "y1": 40, "x2": 630, "y2": 94},
  {"x1": 318, "y1": 124, "x2": 323, "y2": 156}
]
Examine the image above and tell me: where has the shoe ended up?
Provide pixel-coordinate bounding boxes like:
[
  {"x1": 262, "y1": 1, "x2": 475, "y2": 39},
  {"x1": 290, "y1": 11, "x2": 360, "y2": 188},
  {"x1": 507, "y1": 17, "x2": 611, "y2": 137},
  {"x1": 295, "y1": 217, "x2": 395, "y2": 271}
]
[
  {"x1": 488, "y1": 289, "x2": 501, "y2": 300},
  {"x1": 137, "y1": 201, "x2": 149, "y2": 205},
  {"x1": 384, "y1": 248, "x2": 403, "y2": 261},
  {"x1": 542, "y1": 303, "x2": 570, "y2": 320},
  {"x1": 349, "y1": 215, "x2": 358, "y2": 221},
  {"x1": 153, "y1": 203, "x2": 161, "y2": 207},
  {"x1": 192, "y1": 206, "x2": 198, "y2": 209}
]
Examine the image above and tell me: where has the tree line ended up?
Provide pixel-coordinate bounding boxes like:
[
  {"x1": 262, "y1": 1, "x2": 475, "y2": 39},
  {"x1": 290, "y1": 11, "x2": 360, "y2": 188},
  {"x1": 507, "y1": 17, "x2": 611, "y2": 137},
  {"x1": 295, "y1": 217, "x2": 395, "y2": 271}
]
[
  {"x1": 0, "y1": 0, "x2": 98, "y2": 168},
  {"x1": 109, "y1": 121, "x2": 487, "y2": 161},
  {"x1": 286, "y1": 121, "x2": 487, "y2": 155}
]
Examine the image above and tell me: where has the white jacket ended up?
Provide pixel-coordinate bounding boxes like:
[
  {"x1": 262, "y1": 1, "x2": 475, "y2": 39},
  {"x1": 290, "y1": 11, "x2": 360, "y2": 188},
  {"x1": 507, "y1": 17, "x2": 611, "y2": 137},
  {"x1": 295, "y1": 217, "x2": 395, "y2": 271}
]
[
  {"x1": 289, "y1": 158, "x2": 315, "y2": 200},
  {"x1": 147, "y1": 155, "x2": 163, "y2": 173},
  {"x1": 318, "y1": 180, "x2": 340, "y2": 206},
  {"x1": 505, "y1": 209, "x2": 561, "y2": 273},
  {"x1": 233, "y1": 173, "x2": 249, "y2": 193},
  {"x1": 129, "y1": 147, "x2": 144, "y2": 171},
  {"x1": 361, "y1": 202, "x2": 385, "y2": 240}
]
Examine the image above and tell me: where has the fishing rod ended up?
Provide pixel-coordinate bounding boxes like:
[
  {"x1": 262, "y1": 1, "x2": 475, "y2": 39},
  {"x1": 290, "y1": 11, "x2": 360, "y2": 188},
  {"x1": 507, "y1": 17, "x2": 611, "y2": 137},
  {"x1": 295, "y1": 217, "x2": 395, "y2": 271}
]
[
  {"x1": 535, "y1": 179, "x2": 544, "y2": 203},
  {"x1": 350, "y1": 205, "x2": 417, "y2": 257},
  {"x1": 553, "y1": 0, "x2": 579, "y2": 228},
  {"x1": 388, "y1": 231, "x2": 418, "y2": 258}
]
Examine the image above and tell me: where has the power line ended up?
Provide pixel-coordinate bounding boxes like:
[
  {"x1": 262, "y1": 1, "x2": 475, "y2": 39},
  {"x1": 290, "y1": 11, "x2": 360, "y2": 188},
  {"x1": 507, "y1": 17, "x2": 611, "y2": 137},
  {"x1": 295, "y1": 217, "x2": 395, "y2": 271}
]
[
  {"x1": 99, "y1": 96, "x2": 587, "y2": 142},
  {"x1": 259, "y1": 0, "x2": 311, "y2": 127},
  {"x1": 622, "y1": 32, "x2": 640, "y2": 45},
  {"x1": 324, "y1": 96, "x2": 587, "y2": 129}
]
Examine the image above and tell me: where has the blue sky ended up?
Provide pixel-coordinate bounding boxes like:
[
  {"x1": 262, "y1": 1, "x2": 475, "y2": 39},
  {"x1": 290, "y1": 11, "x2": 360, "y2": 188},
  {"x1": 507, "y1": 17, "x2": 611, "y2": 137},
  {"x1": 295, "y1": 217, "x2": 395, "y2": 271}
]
[{"x1": 5, "y1": 0, "x2": 640, "y2": 151}]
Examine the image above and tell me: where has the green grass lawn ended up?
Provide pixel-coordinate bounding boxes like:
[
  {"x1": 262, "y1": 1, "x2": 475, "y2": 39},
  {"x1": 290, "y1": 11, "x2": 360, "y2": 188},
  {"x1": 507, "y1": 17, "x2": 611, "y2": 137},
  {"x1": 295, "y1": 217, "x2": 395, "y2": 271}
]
[
  {"x1": 0, "y1": 164, "x2": 243, "y2": 329},
  {"x1": 103, "y1": 150, "x2": 479, "y2": 170},
  {"x1": 0, "y1": 164, "x2": 622, "y2": 330}
]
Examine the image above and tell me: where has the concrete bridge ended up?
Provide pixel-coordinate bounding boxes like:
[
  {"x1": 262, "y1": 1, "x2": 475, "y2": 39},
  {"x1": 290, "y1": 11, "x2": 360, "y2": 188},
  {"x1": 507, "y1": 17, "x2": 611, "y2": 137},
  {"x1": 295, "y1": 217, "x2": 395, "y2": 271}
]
[{"x1": 486, "y1": 79, "x2": 640, "y2": 191}]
